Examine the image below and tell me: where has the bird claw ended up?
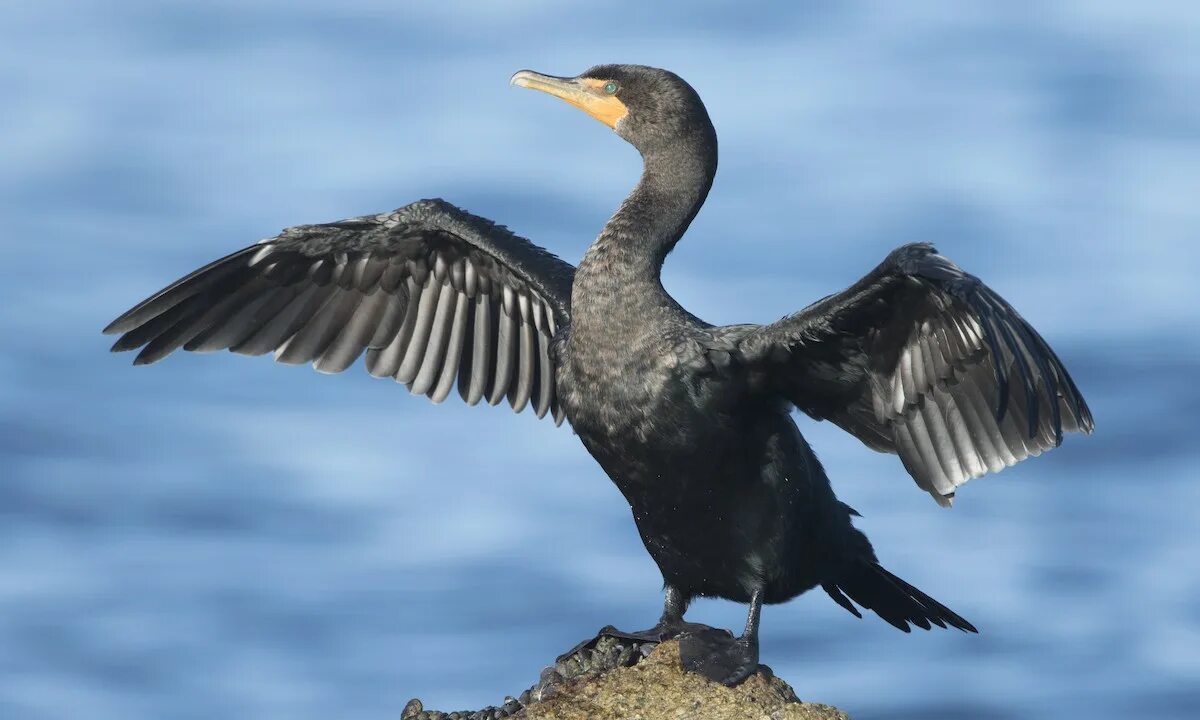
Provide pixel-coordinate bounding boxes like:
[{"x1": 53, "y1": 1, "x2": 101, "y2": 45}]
[{"x1": 678, "y1": 628, "x2": 759, "y2": 686}]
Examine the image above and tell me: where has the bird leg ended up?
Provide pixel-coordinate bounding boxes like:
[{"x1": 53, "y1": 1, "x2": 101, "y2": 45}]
[
  {"x1": 678, "y1": 588, "x2": 762, "y2": 686},
  {"x1": 556, "y1": 585, "x2": 710, "y2": 662}
]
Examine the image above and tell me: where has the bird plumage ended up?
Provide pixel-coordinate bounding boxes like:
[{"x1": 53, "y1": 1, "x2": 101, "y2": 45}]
[
  {"x1": 105, "y1": 64, "x2": 1091, "y2": 685},
  {"x1": 105, "y1": 199, "x2": 574, "y2": 421},
  {"x1": 736, "y1": 242, "x2": 1093, "y2": 505}
]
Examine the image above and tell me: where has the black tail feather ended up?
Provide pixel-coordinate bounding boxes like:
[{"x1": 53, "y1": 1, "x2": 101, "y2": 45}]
[
  {"x1": 823, "y1": 561, "x2": 978, "y2": 633},
  {"x1": 823, "y1": 582, "x2": 863, "y2": 619}
]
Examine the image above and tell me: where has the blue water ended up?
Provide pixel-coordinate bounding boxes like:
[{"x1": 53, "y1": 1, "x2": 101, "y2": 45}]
[{"x1": 3, "y1": 2, "x2": 1199, "y2": 719}]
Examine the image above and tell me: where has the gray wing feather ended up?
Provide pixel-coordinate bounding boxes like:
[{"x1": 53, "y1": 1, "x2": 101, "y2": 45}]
[
  {"x1": 735, "y1": 243, "x2": 1092, "y2": 506},
  {"x1": 186, "y1": 289, "x2": 287, "y2": 353},
  {"x1": 431, "y1": 293, "x2": 470, "y2": 403},
  {"x1": 395, "y1": 274, "x2": 442, "y2": 383},
  {"x1": 106, "y1": 199, "x2": 574, "y2": 423},
  {"x1": 315, "y1": 288, "x2": 390, "y2": 374},
  {"x1": 464, "y1": 294, "x2": 492, "y2": 405},
  {"x1": 490, "y1": 297, "x2": 517, "y2": 406},
  {"x1": 533, "y1": 301, "x2": 554, "y2": 419},
  {"x1": 367, "y1": 290, "x2": 407, "y2": 348},
  {"x1": 509, "y1": 293, "x2": 535, "y2": 412},
  {"x1": 233, "y1": 284, "x2": 331, "y2": 356},
  {"x1": 409, "y1": 280, "x2": 457, "y2": 394},
  {"x1": 275, "y1": 288, "x2": 363, "y2": 365},
  {"x1": 365, "y1": 277, "x2": 421, "y2": 378}
]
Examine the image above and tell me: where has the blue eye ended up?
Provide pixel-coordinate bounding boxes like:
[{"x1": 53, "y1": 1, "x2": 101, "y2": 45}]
[{"x1": 603, "y1": 81, "x2": 619, "y2": 94}]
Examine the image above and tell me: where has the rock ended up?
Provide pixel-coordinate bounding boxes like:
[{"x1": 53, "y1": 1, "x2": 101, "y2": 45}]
[{"x1": 403, "y1": 637, "x2": 849, "y2": 720}]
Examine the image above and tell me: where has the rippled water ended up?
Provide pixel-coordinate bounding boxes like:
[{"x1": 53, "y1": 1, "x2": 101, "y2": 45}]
[{"x1": 3, "y1": 3, "x2": 1199, "y2": 719}]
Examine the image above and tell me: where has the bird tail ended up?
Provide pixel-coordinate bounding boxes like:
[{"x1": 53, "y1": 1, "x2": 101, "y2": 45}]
[{"x1": 822, "y1": 560, "x2": 978, "y2": 633}]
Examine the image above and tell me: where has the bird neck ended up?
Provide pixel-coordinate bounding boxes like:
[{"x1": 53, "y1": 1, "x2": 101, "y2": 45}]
[{"x1": 580, "y1": 139, "x2": 717, "y2": 289}]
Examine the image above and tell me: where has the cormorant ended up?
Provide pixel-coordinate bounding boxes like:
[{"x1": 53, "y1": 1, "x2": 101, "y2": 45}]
[{"x1": 104, "y1": 65, "x2": 1093, "y2": 685}]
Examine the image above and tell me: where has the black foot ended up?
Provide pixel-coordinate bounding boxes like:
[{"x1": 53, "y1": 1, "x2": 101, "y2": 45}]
[
  {"x1": 678, "y1": 628, "x2": 760, "y2": 686},
  {"x1": 556, "y1": 620, "x2": 712, "y2": 663}
]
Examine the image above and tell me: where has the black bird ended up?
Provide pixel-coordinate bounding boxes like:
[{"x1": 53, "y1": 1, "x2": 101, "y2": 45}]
[{"x1": 104, "y1": 64, "x2": 1093, "y2": 685}]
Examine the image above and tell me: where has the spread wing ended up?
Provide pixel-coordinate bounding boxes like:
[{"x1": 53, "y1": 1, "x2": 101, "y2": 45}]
[
  {"x1": 104, "y1": 199, "x2": 576, "y2": 423},
  {"x1": 736, "y1": 243, "x2": 1093, "y2": 505}
]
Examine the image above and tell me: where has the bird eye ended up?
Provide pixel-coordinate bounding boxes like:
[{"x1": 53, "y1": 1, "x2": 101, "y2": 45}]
[{"x1": 603, "y1": 81, "x2": 619, "y2": 94}]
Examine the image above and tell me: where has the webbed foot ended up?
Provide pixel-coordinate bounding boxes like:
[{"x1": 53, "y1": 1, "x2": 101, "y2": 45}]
[
  {"x1": 556, "y1": 620, "x2": 711, "y2": 663},
  {"x1": 678, "y1": 627, "x2": 760, "y2": 686}
]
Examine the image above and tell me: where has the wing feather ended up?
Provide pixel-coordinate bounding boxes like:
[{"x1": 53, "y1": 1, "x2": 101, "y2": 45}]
[
  {"x1": 314, "y1": 287, "x2": 390, "y2": 374},
  {"x1": 509, "y1": 293, "x2": 536, "y2": 412},
  {"x1": 409, "y1": 280, "x2": 457, "y2": 395},
  {"x1": 490, "y1": 295, "x2": 517, "y2": 406},
  {"x1": 533, "y1": 301, "x2": 554, "y2": 419},
  {"x1": 366, "y1": 277, "x2": 421, "y2": 378},
  {"x1": 106, "y1": 199, "x2": 574, "y2": 423},
  {"x1": 465, "y1": 294, "x2": 493, "y2": 405},
  {"x1": 735, "y1": 243, "x2": 1092, "y2": 504},
  {"x1": 275, "y1": 289, "x2": 363, "y2": 365},
  {"x1": 431, "y1": 293, "x2": 470, "y2": 403},
  {"x1": 395, "y1": 273, "x2": 443, "y2": 383},
  {"x1": 236, "y1": 284, "x2": 331, "y2": 356}
]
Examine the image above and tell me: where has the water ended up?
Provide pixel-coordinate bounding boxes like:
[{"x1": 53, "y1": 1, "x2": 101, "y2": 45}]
[{"x1": 3, "y1": 2, "x2": 1198, "y2": 718}]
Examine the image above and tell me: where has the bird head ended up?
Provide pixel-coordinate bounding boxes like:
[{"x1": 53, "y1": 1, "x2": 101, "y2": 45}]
[{"x1": 511, "y1": 64, "x2": 715, "y2": 159}]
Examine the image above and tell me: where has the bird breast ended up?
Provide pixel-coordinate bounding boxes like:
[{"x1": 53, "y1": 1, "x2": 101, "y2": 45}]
[{"x1": 559, "y1": 319, "x2": 686, "y2": 445}]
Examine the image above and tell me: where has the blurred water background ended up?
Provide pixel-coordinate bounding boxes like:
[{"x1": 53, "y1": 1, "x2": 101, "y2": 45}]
[{"x1": 3, "y1": 2, "x2": 1199, "y2": 719}]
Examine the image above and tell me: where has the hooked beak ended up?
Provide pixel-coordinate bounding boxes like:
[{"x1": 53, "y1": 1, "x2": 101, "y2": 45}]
[{"x1": 510, "y1": 70, "x2": 628, "y2": 129}]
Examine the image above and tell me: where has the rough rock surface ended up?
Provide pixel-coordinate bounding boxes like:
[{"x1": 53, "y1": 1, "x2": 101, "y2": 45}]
[{"x1": 402, "y1": 637, "x2": 849, "y2": 720}]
